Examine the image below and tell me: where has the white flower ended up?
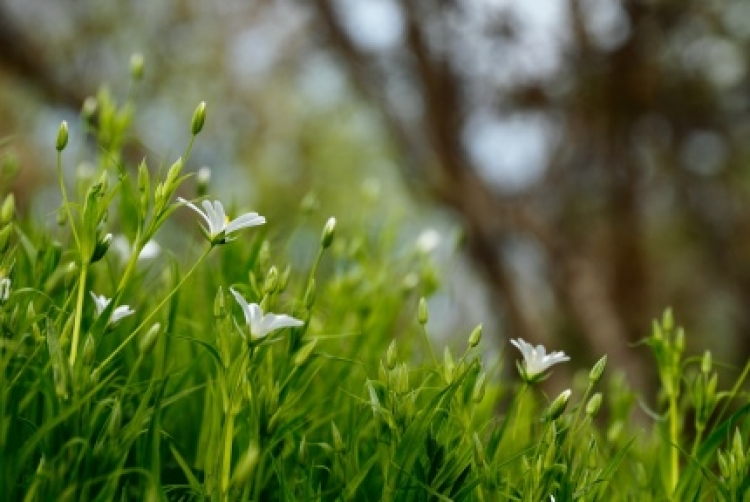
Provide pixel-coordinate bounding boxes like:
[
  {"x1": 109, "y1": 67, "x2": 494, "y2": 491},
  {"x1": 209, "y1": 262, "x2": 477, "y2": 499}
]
[
  {"x1": 90, "y1": 292, "x2": 135, "y2": 325},
  {"x1": 230, "y1": 288, "x2": 304, "y2": 340},
  {"x1": 416, "y1": 228, "x2": 441, "y2": 254},
  {"x1": 0, "y1": 277, "x2": 10, "y2": 302},
  {"x1": 178, "y1": 197, "x2": 265, "y2": 245},
  {"x1": 112, "y1": 235, "x2": 161, "y2": 263},
  {"x1": 511, "y1": 338, "x2": 569, "y2": 382}
]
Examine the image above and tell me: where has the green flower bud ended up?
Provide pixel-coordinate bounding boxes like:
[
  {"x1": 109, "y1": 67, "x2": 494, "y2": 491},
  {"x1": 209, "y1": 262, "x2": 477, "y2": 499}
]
[
  {"x1": 443, "y1": 347, "x2": 455, "y2": 384},
  {"x1": 472, "y1": 432, "x2": 486, "y2": 466},
  {"x1": 321, "y1": 217, "x2": 336, "y2": 249},
  {"x1": 82, "y1": 334, "x2": 96, "y2": 366},
  {"x1": 418, "y1": 297, "x2": 429, "y2": 326},
  {"x1": 701, "y1": 350, "x2": 712, "y2": 374},
  {"x1": 662, "y1": 308, "x2": 674, "y2": 332},
  {"x1": 386, "y1": 340, "x2": 397, "y2": 370},
  {"x1": 472, "y1": 371, "x2": 487, "y2": 404},
  {"x1": 468, "y1": 324, "x2": 482, "y2": 348},
  {"x1": 130, "y1": 53, "x2": 144, "y2": 81},
  {"x1": 331, "y1": 422, "x2": 344, "y2": 453},
  {"x1": 196, "y1": 166, "x2": 211, "y2": 197},
  {"x1": 293, "y1": 338, "x2": 317, "y2": 367},
  {"x1": 0, "y1": 224, "x2": 12, "y2": 252},
  {"x1": 90, "y1": 233, "x2": 112, "y2": 263},
  {"x1": 1, "y1": 193, "x2": 15, "y2": 224},
  {"x1": 231, "y1": 444, "x2": 259, "y2": 489},
  {"x1": 214, "y1": 287, "x2": 226, "y2": 318},
  {"x1": 298, "y1": 436, "x2": 308, "y2": 465},
  {"x1": 589, "y1": 355, "x2": 607, "y2": 384},
  {"x1": 191, "y1": 101, "x2": 206, "y2": 135},
  {"x1": 396, "y1": 363, "x2": 409, "y2": 394},
  {"x1": 165, "y1": 157, "x2": 183, "y2": 189},
  {"x1": 56, "y1": 121, "x2": 69, "y2": 151},
  {"x1": 139, "y1": 323, "x2": 161, "y2": 355},
  {"x1": 544, "y1": 389, "x2": 571, "y2": 422},
  {"x1": 81, "y1": 97, "x2": 98, "y2": 124},
  {"x1": 264, "y1": 266, "x2": 279, "y2": 295},
  {"x1": 108, "y1": 399, "x2": 122, "y2": 437},
  {"x1": 586, "y1": 392, "x2": 603, "y2": 417}
]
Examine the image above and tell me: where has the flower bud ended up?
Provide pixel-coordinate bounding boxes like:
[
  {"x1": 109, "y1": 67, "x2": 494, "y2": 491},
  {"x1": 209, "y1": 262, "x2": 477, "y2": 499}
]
[
  {"x1": 544, "y1": 389, "x2": 571, "y2": 422},
  {"x1": 468, "y1": 324, "x2": 482, "y2": 349},
  {"x1": 231, "y1": 444, "x2": 259, "y2": 489},
  {"x1": 331, "y1": 422, "x2": 344, "y2": 453},
  {"x1": 472, "y1": 371, "x2": 487, "y2": 404},
  {"x1": 443, "y1": 347, "x2": 455, "y2": 383},
  {"x1": 662, "y1": 308, "x2": 674, "y2": 332},
  {"x1": 82, "y1": 97, "x2": 98, "y2": 124},
  {"x1": 196, "y1": 166, "x2": 211, "y2": 197},
  {"x1": 396, "y1": 363, "x2": 409, "y2": 394},
  {"x1": 0, "y1": 224, "x2": 12, "y2": 252},
  {"x1": 0, "y1": 277, "x2": 11, "y2": 302},
  {"x1": 56, "y1": 121, "x2": 69, "y2": 151},
  {"x1": 321, "y1": 217, "x2": 336, "y2": 249},
  {"x1": 82, "y1": 334, "x2": 96, "y2": 366},
  {"x1": 586, "y1": 393, "x2": 602, "y2": 418},
  {"x1": 191, "y1": 101, "x2": 206, "y2": 135},
  {"x1": 214, "y1": 287, "x2": 226, "y2": 318},
  {"x1": 264, "y1": 266, "x2": 279, "y2": 295},
  {"x1": 139, "y1": 323, "x2": 161, "y2": 355},
  {"x1": 701, "y1": 350, "x2": 712, "y2": 374},
  {"x1": 293, "y1": 338, "x2": 317, "y2": 367},
  {"x1": 108, "y1": 399, "x2": 122, "y2": 437},
  {"x1": 418, "y1": 297, "x2": 429, "y2": 326},
  {"x1": 130, "y1": 53, "x2": 144, "y2": 81},
  {"x1": 1, "y1": 194, "x2": 15, "y2": 224},
  {"x1": 589, "y1": 355, "x2": 607, "y2": 384},
  {"x1": 165, "y1": 157, "x2": 183, "y2": 189},
  {"x1": 386, "y1": 340, "x2": 397, "y2": 370},
  {"x1": 90, "y1": 233, "x2": 112, "y2": 263}
]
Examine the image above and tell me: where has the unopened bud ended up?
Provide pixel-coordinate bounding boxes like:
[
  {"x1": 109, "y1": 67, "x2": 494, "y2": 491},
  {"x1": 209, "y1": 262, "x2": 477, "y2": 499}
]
[
  {"x1": 264, "y1": 267, "x2": 279, "y2": 295},
  {"x1": 82, "y1": 334, "x2": 96, "y2": 366},
  {"x1": 0, "y1": 224, "x2": 12, "y2": 252},
  {"x1": 191, "y1": 101, "x2": 206, "y2": 135},
  {"x1": 90, "y1": 233, "x2": 112, "y2": 263},
  {"x1": 294, "y1": 338, "x2": 317, "y2": 367},
  {"x1": 196, "y1": 166, "x2": 211, "y2": 197},
  {"x1": 214, "y1": 287, "x2": 226, "y2": 318},
  {"x1": 82, "y1": 97, "x2": 98, "y2": 123},
  {"x1": 331, "y1": 422, "x2": 344, "y2": 453},
  {"x1": 472, "y1": 371, "x2": 487, "y2": 403},
  {"x1": 1, "y1": 194, "x2": 15, "y2": 224},
  {"x1": 108, "y1": 399, "x2": 122, "y2": 437},
  {"x1": 701, "y1": 350, "x2": 712, "y2": 374},
  {"x1": 545, "y1": 389, "x2": 571, "y2": 422},
  {"x1": 662, "y1": 308, "x2": 674, "y2": 332},
  {"x1": 56, "y1": 121, "x2": 69, "y2": 152},
  {"x1": 130, "y1": 53, "x2": 144, "y2": 81},
  {"x1": 321, "y1": 217, "x2": 336, "y2": 249},
  {"x1": 468, "y1": 324, "x2": 482, "y2": 348},
  {"x1": 443, "y1": 347, "x2": 455, "y2": 383},
  {"x1": 589, "y1": 355, "x2": 607, "y2": 384},
  {"x1": 139, "y1": 323, "x2": 161, "y2": 355},
  {"x1": 586, "y1": 393, "x2": 602, "y2": 417},
  {"x1": 386, "y1": 340, "x2": 397, "y2": 370},
  {"x1": 418, "y1": 297, "x2": 429, "y2": 326},
  {"x1": 165, "y1": 157, "x2": 183, "y2": 189},
  {"x1": 231, "y1": 444, "x2": 259, "y2": 489}
]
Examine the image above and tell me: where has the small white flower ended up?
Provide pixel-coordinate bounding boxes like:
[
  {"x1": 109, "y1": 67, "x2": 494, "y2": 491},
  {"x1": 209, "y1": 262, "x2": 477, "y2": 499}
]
[
  {"x1": 230, "y1": 288, "x2": 303, "y2": 340},
  {"x1": 178, "y1": 197, "x2": 266, "y2": 245},
  {"x1": 90, "y1": 292, "x2": 135, "y2": 325},
  {"x1": 112, "y1": 235, "x2": 161, "y2": 263},
  {"x1": 0, "y1": 277, "x2": 10, "y2": 302},
  {"x1": 416, "y1": 228, "x2": 441, "y2": 254},
  {"x1": 511, "y1": 338, "x2": 569, "y2": 382}
]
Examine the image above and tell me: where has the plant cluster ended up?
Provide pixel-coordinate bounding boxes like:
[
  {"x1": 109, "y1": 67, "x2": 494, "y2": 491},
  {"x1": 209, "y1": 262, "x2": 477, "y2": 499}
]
[{"x1": 1, "y1": 58, "x2": 750, "y2": 501}]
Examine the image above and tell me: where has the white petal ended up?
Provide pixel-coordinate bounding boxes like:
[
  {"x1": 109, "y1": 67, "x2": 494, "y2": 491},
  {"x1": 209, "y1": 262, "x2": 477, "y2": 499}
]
[
  {"x1": 225, "y1": 213, "x2": 265, "y2": 234},
  {"x1": 178, "y1": 197, "x2": 211, "y2": 229},
  {"x1": 111, "y1": 305, "x2": 135, "y2": 323},
  {"x1": 230, "y1": 288, "x2": 252, "y2": 326},
  {"x1": 260, "y1": 314, "x2": 304, "y2": 335}
]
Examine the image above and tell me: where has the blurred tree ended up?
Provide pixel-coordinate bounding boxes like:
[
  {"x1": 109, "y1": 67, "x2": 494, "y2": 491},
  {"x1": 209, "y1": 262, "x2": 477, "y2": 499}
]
[
  {"x1": 308, "y1": 0, "x2": 750, "y2": 392},
  {"x1": 4, "y1": 0, "x2": 750, "y2": 393}
]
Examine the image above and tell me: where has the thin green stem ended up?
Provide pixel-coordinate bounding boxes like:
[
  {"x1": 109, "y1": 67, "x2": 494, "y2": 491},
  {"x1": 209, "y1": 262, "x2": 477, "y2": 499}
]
[
  {"x1": 69, "y1": 261, "x2": 89, "y2": 366},
  {"x1": 57, "y1": 151, "x2": 80, "y2": 249},
  {"x1": 668, "y1": 392, "x2": 680, "y2": 497},
  {"x1": 95, "y1": 245, "x2": 213, "y2": 374},
  {"x1": 184, "y1": 135, "x2": 196, "y2": 163},
  {"x1": 221, "y1": 411, "x2": 236, "y2": 500}
]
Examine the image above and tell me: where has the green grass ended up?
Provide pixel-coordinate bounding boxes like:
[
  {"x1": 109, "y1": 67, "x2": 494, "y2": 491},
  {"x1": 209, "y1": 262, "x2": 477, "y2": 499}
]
[{"x1": 1, "y1": 61, "x2": 749, "y2": 501}]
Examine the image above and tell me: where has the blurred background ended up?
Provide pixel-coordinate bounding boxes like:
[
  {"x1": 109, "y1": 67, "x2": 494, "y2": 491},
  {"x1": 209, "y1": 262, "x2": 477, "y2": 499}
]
[{"x1": 3, "y1": 0, "x2": 750, "y2": 394}]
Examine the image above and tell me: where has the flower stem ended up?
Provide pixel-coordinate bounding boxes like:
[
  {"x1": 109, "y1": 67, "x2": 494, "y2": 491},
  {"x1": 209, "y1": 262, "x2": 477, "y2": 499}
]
[
  {"x1": 221, "y1": 411, "x2": 235, "y2": 500},
  {"x1": 69, "y1": 261, "x2": 89, "y2": 366},
  {"x1": 668, "y1": 392, "x2": 680, "y2": 497}
]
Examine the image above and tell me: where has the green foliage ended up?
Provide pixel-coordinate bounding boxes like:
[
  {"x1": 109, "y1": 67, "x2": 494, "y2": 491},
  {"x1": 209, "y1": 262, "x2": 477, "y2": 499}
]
[{"x1": 2, "y1": 67, "x2": 750, "y2": 501}]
